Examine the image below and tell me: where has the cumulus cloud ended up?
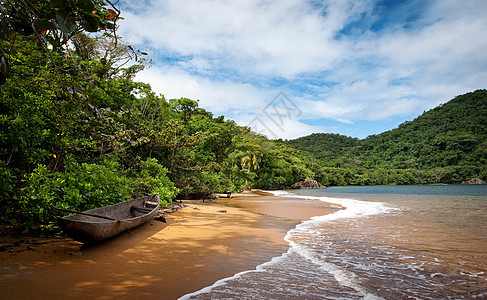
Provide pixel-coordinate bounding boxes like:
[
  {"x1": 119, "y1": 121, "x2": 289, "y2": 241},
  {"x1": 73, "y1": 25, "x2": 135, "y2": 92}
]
[
  {"x1": 119, "y1": 0, "x2": 369, "y2": 76},
  {"x1": 118, "y1": 0, "x2": 487, "y2": 138},
  {"x1": 135, "y1": 66, "x2": 276, "y2": 116}
]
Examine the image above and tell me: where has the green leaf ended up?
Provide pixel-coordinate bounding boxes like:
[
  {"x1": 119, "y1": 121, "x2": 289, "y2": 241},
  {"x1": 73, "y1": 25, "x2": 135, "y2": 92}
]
[
  {"x1": 11, "y1": 21, "x2": 34, "y2": 36},
  {"x1": 56, "y1": 13, "x2": 77, "y2": 33},
  {"x1": 105, "y1": 22, "x2": 115, "y2": 30},
  {"x1": 81, "y1": 14, "x2": 99, "y2": 32},
  {"x1": 34, "y1": 19, "x2": 56, "y2": 31},
  {"x1": 76, "y1": 0, "x2": 96, "y2": 13},
  {"x1": 50, "y1": 0, "x2": 67, "y2": 8}
]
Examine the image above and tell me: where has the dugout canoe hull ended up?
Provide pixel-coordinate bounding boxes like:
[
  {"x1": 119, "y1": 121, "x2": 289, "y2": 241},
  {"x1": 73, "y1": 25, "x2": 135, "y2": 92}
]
[{"x1": 58, "y1": 194, "x2": 160, "y2": 243}]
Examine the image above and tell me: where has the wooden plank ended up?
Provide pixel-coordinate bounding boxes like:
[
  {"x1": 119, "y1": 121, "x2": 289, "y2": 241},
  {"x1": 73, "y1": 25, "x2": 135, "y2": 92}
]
[
  {"x1": 131, "y1": 206, "x2": 154, "y2": 213},
  {"x1": 54, "y1": 207, "x2": 132, "y2": 223}
]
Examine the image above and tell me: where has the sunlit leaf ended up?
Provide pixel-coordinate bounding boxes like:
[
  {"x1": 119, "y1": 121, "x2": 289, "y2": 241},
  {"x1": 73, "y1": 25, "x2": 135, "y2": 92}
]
[{"x1": 107, "y1": 9, "x2": 117, "y2": 20}]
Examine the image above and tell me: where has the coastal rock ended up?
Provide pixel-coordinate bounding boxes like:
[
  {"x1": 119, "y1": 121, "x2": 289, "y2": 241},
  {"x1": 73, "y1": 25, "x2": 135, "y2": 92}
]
[
  {"x1": 464, "y1": 178, "x2": 486, "y2": 184},
  {"x1": 154, "y1": 214, "x2": 167, "y2": 223},
  {"x1": 290, "y1": 180, "x2": 326, "y2": 189}
]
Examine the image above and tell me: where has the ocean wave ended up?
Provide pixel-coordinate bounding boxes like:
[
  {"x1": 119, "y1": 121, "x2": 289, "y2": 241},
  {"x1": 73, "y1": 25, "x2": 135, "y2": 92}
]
[
  {"x1": 277, "y1": 190, "x2": 393, "y2": 299},
  {"x1": 180, "y1": 190, "x2": 394, "y2": 299}
]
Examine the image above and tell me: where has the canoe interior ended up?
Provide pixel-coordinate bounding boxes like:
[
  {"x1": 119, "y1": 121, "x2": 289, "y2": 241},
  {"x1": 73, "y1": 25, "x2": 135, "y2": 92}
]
[{"x1": 58, "y1": 194, "x2": 160, "y2": 243}]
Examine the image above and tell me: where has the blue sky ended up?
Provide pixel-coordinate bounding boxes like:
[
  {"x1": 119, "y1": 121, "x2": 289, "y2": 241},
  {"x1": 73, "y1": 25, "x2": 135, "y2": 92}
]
[{"x1": 117, "y1": 0, "x2": 487, "y2": 139}]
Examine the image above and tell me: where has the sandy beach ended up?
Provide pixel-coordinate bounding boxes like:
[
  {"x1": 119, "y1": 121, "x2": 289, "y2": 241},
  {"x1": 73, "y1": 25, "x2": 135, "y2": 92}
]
[{"x1": 0, "y1": 191, "x2": 338, "y2": 299}]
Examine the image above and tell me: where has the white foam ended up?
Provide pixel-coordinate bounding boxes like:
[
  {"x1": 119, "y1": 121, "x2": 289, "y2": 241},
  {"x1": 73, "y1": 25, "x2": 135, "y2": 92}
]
[
  {"x1": 274, "y1": 190, "x2": 392, "y2": 299},
  {"x1": 269, "y1": 190, "x2": 394, "y2": 222},
  {"x1": 290, "y1": 241, "x2": 384, "y2": 300},
  {"x1": 178, "y1": 251, "x2": 292, "y2": 300},
  {"x1": 180, "y1": 190, "x2": 394, "y2": 299}
]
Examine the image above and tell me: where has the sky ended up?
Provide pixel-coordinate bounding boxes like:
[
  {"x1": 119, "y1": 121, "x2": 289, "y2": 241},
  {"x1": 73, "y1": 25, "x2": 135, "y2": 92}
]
[{"x1": 116, "y1": 0, "x2": 487, "y2": 140}]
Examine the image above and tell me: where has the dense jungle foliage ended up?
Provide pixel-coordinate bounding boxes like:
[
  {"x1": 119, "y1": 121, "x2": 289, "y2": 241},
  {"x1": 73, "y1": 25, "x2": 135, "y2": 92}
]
[
  {"x1": 0, "y1": 0, "x2": 315, "y2": 231},
  {"x1": 0, "y1": 1, "x2": 484, "y2": 232},
  {"x1": 286, "y1": 90, "x2": 487, "y2": 186}
]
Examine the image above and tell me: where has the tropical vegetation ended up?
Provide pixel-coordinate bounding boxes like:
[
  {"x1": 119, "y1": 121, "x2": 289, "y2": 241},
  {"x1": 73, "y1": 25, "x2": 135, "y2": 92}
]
[
  {"x1": 0, "y1": 1, "x2": 485, "y2": 232},
  {"x1": 0, "y1": 0, "x2": 314, "y2": 231}
]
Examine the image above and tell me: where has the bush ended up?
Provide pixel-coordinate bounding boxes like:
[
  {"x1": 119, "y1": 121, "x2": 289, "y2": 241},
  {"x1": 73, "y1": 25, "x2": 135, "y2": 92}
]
[
  {"x1": 20, "y1": 158, "x2": 133, "y2": 231},
  {"x1": 131, "y1": 158, "x2": 179, "y2": 207},
  {"x1": 0, "y1": 165, "x2": 19, "y2": 224},
  {"x1": 19, "y1": 156, "x2": 178, "y2": 231}
]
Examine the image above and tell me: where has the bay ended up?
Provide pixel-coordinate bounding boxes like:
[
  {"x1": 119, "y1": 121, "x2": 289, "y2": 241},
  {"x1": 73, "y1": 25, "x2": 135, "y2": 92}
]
[{"x1": 183, "y1": 185, "x2": 487, "y2": 299}]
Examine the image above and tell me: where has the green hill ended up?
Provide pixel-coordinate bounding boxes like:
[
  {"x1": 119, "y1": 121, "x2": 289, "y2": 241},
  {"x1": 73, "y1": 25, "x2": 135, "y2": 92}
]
[{"x1": 286, "y1": 89, "x2": 487, "y2": 185}]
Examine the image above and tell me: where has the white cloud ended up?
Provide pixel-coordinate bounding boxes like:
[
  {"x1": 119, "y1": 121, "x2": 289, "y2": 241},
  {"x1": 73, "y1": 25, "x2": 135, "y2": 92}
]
[
  {"x1": 234, "y1": 113, "x2": 326, "y2": 140},
  {"x1": 119, "y1": 0, "x2": 487, "y2": 138},
  {"x1": 135, "y1": 66, "x2": 275, "y2": 116},
  {"x1": 119, "y1": 0, "x2": 370, "y2": 77}
]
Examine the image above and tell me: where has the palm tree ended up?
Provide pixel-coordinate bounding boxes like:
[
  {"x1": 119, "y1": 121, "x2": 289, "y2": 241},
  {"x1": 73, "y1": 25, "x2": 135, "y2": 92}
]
[{"x1": 241, "y1": 154, "x2": 259, "y2": 187}]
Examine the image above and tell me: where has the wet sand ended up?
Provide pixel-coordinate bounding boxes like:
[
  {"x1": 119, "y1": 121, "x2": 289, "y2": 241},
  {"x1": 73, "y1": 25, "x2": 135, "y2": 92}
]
[{"x1": 0, "y1": 191, "x2": 338, "y2": 299}]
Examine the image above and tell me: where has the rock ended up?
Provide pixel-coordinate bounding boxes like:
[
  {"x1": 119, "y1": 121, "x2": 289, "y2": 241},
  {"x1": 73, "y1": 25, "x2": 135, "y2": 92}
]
[
  {"x1": 217, "y1": 210, "x2": 227, "y2": 213},
  {"x1": 154, "y1": 215, "x2": 167, "y2": 223},
  {"x1": 290, "y1": 180, "x2": 326, "y2": 189},
  {"x1": 468, "y1": 178, "x2": 486, "y2": 184}
]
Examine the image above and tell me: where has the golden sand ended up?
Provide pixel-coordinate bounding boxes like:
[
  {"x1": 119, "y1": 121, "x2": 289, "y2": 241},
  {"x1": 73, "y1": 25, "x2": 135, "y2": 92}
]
[{"x1": 0, "y1": 192, "x2": 337, "y2": 299}]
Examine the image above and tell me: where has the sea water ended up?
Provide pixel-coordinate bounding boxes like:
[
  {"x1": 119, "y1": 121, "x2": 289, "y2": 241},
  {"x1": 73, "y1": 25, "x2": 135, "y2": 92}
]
[{"x1": 181, "y1": 185, "x2": 487, "y2": 299}]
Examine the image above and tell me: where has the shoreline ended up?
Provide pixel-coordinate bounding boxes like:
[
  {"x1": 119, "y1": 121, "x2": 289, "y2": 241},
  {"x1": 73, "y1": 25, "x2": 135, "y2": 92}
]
[{"x1": 0, "y1": 191, "x2": 339, "y2": 299}]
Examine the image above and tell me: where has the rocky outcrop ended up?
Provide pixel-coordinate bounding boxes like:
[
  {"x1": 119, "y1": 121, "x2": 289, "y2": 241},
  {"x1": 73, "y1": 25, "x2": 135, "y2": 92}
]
[
  {"x1": 462, "y1": 178, "x2": 486, "y2": 184},
  {"x1": 290, "y1": 180, "x2": 326, "y2": 189}
]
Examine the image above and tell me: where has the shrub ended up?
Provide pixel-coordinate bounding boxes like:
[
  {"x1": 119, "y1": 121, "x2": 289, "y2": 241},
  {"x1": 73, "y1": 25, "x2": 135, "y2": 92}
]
[
  {"x1": 131, "y1": 158, "x2": 179, "y2": 207},
  {"x1": 20, "y1": 157, "x2": 133, "y2": 231}
]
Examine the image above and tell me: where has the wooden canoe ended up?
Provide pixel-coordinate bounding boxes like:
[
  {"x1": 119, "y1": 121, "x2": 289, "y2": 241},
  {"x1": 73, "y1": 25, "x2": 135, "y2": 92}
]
[{"x1": 58, "y1": 194, "x2": 160, "y2": 243}]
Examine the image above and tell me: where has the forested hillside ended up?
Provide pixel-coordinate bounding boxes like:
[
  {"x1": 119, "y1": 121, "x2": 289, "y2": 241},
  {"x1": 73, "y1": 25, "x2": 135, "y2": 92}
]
[{"x1": 287, "y1": 90, "x2": 487, "y2": 185}]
